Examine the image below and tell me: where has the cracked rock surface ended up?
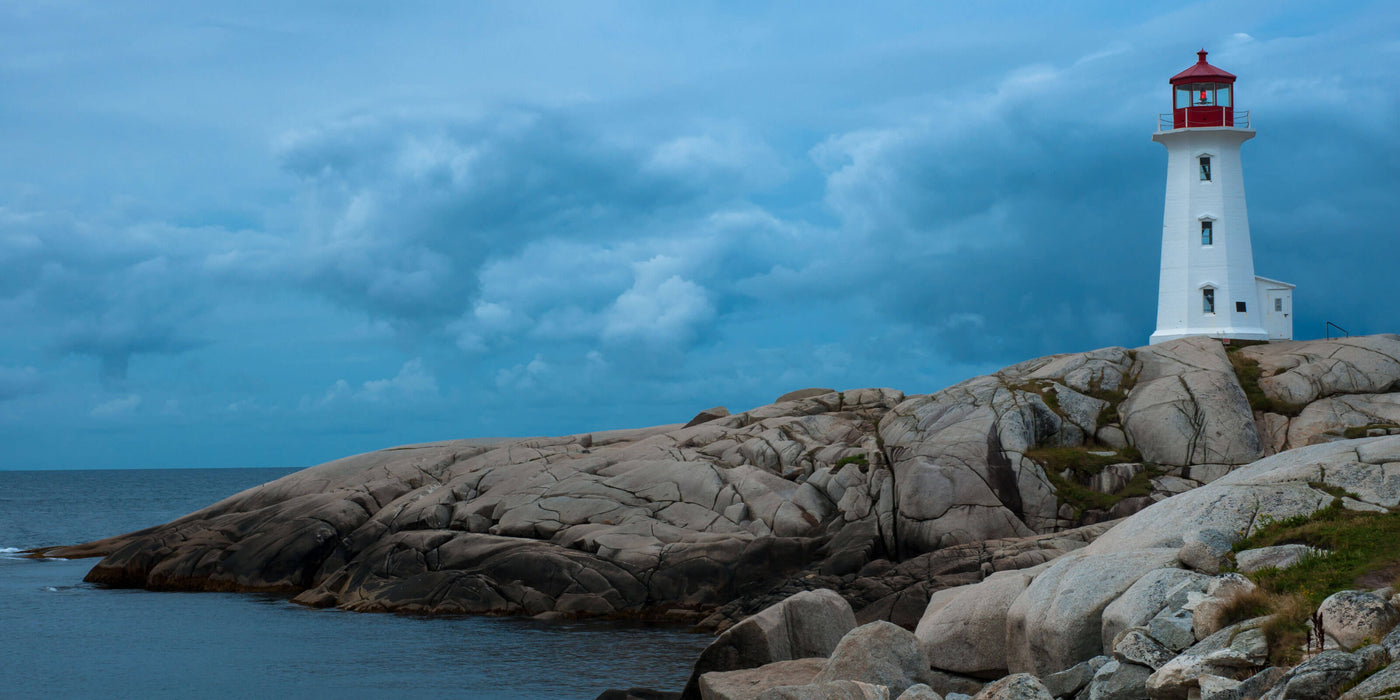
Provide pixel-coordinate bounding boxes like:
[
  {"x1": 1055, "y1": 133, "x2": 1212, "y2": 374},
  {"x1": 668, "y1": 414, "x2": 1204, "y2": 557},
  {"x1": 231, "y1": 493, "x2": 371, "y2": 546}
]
[{"x1": 43, "y1": 336, "x2": 1400, "y2": 625}]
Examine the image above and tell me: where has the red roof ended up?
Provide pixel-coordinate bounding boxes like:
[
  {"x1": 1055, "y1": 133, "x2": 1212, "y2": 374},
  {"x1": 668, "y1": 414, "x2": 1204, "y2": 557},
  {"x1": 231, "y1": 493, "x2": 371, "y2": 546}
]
[{"x1": 1169, "y1": 49, "x2": 1237, "y2": 85}]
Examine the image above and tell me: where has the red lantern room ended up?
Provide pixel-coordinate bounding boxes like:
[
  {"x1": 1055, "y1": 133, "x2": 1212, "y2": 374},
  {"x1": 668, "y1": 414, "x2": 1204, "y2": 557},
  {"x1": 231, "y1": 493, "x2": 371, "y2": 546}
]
[{"x1": 1169, "y1": 49, "x2": 1237, "y2": 129}]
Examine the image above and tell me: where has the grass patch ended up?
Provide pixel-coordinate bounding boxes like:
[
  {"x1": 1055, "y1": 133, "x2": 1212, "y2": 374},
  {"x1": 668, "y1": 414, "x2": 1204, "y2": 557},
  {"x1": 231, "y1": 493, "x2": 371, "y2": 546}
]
[
  {"x1": 1026, "y1": 445, "x2": 1142, "y2": 476},
  {"x1": 1028, "y1": 445, "x2": 1153, "y2": 518},
  {"x1": 1008, "y1": 380, "x2": 1061, "y2": 413},
  {"x1": 834, "y1": 453, "x2": 868, "y2": 468},
  {"x1": 1227, "y1": 352, "x2": 1306, "y2": 417},
  {"x1": 1344, "y1": 424, "x2": 1400, "y2": 439},
  {"x1": 1230, "y1": 502, "x2": 1400, "y2": 663},
  {"x1": 1085, "y1": 368, "x2": 1139, "y2": 427}
]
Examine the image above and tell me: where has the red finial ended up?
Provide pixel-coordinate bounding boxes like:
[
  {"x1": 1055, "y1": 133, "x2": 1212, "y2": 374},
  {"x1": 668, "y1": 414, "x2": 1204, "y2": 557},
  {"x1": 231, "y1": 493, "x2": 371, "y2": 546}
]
[{"x1": 1197, "y1": 49, "x2": 1209, "y2": 63}]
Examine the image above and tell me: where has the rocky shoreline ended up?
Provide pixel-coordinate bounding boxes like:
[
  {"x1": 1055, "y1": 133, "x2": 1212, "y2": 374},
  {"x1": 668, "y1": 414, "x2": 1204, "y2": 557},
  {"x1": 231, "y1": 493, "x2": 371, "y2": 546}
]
[{"x1": 35, "y1": 334, "x2": 1400, "y2": 699}]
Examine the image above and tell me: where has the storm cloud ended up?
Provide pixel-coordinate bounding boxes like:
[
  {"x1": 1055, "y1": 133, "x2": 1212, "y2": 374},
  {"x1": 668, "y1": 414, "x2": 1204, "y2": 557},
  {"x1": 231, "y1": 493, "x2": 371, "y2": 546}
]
[{"x1": 1, "y1": 2, "x2": 1396, "y2": 468}]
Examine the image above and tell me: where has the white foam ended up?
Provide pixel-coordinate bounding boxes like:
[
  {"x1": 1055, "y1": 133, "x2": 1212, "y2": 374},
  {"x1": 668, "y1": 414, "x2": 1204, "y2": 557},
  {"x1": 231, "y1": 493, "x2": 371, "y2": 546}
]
[{"x1": 0, "y1": 547, "x2": 20, "y2": 553}]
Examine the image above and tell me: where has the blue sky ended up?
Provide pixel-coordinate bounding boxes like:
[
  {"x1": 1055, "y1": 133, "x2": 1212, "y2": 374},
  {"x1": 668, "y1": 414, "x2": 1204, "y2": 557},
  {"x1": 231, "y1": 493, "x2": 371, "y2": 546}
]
[{"x1": 1, "y1": 2, "x2": 1397, "y2": 469}]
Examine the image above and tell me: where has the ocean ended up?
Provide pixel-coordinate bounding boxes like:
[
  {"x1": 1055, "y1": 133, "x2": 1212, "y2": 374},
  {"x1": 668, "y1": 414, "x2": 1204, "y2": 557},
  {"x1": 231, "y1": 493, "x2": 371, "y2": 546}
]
[{"x1": 0, "y1": 468, "x2": 712, "y2": 699}]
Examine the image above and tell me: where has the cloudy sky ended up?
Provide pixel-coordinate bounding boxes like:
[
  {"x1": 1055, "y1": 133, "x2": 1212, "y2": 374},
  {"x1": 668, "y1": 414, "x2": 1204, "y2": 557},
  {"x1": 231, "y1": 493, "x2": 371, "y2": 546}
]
[{"x1": 1, "y1": 2, "x2": 1396, "y2": 469}]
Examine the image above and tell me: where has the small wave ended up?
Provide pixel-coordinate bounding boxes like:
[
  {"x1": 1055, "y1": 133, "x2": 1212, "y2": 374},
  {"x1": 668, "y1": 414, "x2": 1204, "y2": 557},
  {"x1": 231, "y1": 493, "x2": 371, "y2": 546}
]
[{"x1": 0, "y1": 547, "x2": 21, "y2": 553}]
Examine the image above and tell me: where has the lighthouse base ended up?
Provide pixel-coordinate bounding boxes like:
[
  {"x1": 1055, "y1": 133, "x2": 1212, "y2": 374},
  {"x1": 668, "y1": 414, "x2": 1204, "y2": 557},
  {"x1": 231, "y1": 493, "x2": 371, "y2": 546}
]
[{"x1": 1150, "y1": 327, "x2": 1269, "y2": 345}]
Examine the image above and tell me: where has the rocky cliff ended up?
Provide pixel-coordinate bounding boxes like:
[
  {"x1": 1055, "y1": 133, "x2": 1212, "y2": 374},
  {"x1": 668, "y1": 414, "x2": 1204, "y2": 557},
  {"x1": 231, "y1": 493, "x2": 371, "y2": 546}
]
[{"x1": 38, "y1": 334, "x2": 1400, "y2": 699}]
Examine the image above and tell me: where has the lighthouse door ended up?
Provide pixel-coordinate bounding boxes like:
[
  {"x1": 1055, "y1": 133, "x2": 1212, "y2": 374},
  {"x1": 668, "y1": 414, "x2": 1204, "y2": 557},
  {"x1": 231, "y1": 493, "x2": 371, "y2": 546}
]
[{"x1": 1264, "y1": 290, "x2": 1292, "y2": 340}]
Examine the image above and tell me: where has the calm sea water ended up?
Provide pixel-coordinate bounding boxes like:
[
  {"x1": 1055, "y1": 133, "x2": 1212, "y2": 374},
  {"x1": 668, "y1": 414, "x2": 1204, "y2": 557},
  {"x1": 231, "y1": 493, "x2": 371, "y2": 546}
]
[{"x1": 0, "y1": 468, "x2": 711, "y2": 700}]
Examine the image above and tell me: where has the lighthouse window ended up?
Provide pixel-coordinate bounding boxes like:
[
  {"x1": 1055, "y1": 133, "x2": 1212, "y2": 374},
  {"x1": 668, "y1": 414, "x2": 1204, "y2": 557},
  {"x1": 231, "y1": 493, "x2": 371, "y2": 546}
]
[
  {"x1": 1216, "y1": 84, "x2": 1232, "y2": 107},
  {"x1": 1199, "y1": 156, "x2": 1212, "y2": 181},
  {"x1": 1203, "y1": 289, "x2": 1216, "y2": 314},
  {"x1": 1236, "y1": 302, "x2": 1247, "y2": 313},
  {"x1": 1275, "y1": 298, "x2": 1283, "y2": 312},
  {"x1": 1201, "y1": 221, "x2": 1213, "y2": 245}
]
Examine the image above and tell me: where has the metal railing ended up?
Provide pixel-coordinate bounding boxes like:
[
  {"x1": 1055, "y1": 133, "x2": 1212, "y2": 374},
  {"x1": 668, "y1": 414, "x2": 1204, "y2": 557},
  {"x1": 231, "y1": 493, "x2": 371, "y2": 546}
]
[
  {"x1": 1326, "y1": 322, "x2": 1349, "y2": 339},
  {"x1": 1157, "y1": 110, "x2": 1251, "y2": 131}
]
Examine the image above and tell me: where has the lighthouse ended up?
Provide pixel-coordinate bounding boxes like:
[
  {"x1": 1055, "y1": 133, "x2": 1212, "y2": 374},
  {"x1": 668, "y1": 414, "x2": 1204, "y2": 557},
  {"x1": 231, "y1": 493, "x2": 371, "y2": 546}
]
[{"x1": 1149, "y1": 50, "x2": 1293, "y2": 345}]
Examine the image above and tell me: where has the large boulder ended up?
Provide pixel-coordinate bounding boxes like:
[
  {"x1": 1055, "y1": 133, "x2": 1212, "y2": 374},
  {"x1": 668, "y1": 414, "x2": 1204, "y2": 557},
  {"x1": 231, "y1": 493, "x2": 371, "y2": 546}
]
[
  {"x1": 1234, "y1": 544, "x2": 1320, "y2": 574},
  {"x1": 815, "y1": 621, "x2": 931, "y2": 696},
  {"x1": 1005, "y1": 548, "x2": 1182, "y2": 676},
  {"x1": 879, "y1": 347, "x2": 1135, "y2": 554},
  {"x1": 918, "y1": 568, "x2": 1040, "y2": 678},
  {"x1": 1087, "y1": 659, "x2": 1153, "y2": 700},
  {"x1": 1145, "y1": 618, "x2": 1269, "y2": 700},
  {"x1": 1241, "y1": 335, "x2": 1400, "y2": 407},
  {"x1": 1100, "y1": 568, "x2": 1210, "y2": 650},
  {"x1": 683, "y1": 589, "x2": 858, "y2": 699},
  {"x1": 1119, "y1": 338, "x2": 1261, "y2": 467},
  {"x1": 1287, "y1": 393, "x2": 1400, "y2": 449},
  {"x1": 699, "y1": 659, "x2": 827, "y2": 700},
  {"x1": 1318, "y1": 590, "x2": 1400, "y2": 651},
  {"x1": 972, "y1": 674, "x2": 1054, "y2": 700},
  {"x1": 1260, "y1": 649, "x2": 1381, "y2": 700},
  {"x1": 1340, "y1": 658, "x2": 1400, "y2": 700}
]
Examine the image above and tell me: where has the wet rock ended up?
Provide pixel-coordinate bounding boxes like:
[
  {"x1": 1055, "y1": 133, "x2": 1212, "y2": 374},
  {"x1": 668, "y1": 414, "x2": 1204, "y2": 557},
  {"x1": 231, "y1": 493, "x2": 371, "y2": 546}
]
[{"x1": 597, "y1": 690, "x2": 682, "y2": 700}]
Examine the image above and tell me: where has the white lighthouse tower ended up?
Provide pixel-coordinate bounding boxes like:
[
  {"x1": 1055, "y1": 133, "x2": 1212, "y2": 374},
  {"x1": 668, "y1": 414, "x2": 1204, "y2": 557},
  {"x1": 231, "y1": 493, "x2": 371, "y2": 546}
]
[{"x1": 1150, "y1": 50, "x2": 1293, "y2": 345}]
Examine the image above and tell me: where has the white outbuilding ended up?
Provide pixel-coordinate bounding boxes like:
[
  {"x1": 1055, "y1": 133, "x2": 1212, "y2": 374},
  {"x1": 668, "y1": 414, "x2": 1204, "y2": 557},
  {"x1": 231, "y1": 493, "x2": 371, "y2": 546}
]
[{"x1": 1149, "y1": 50, "x2": 1293, "y2": 345}]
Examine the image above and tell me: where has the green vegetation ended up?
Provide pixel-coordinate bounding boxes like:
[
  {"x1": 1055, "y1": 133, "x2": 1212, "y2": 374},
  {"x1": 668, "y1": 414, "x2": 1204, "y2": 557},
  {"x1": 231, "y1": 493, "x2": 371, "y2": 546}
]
[
  {"x1": 834, "y1": 453, "x2": 869, "y2": 468},
  {"x1": 1026, "y1": 445, "x2": 1142, "y2": 475},
  {"x1": 1234, "y1": 502, "x2": 1400, "y2": 604},
  {"x1": 1085, "y1": 361, "x2": 1138, "y2": 427},
  {"x1": 1008, "y1": 380, "x2": 1061, "y2": 413},
  {"x1": 1224, "y1": 501, "x2": 1400, "y2": 663},
  {"x1": 1027, "y1": 445, "x2": 1153, "y2": 518},
  {"x1": 1226, "y1": 349, "x2": 1306, "y2": 417},
  {"x1": 1344, "y1": 424, "x2": 1400, "y2": 439}
]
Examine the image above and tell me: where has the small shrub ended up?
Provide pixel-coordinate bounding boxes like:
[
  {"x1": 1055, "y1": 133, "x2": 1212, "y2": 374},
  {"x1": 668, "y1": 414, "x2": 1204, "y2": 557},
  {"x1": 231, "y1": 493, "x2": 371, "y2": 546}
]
[
  {"x1": 1216, "y1": 586, "x2": 1273, "y2": 627},
  {"x1": 1258, "y1": 592, "x2": 1312, "y2": 665}
]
